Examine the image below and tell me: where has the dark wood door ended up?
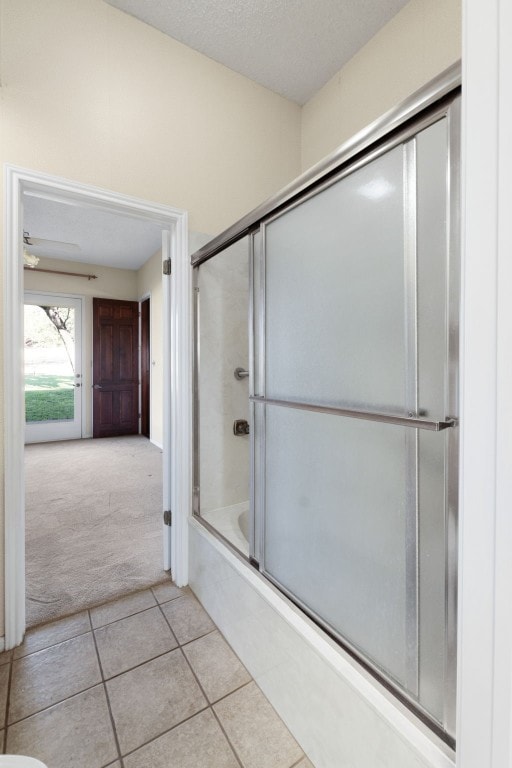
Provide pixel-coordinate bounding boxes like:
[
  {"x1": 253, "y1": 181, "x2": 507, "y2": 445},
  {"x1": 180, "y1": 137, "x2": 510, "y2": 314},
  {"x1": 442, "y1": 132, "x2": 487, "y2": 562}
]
[
  {"x1": 140, "y1": 297, "x2": 150, "y2": 438},
  {"x1": 93, "y1": 298, "x2": 139, "y2": 438}
]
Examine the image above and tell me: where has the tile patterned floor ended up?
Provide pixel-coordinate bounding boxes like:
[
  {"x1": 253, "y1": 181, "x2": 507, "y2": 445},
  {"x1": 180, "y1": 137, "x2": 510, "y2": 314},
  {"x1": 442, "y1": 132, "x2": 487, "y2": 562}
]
[{"x1": 0, "y1": 583, "x2": 314, "y2": 768}]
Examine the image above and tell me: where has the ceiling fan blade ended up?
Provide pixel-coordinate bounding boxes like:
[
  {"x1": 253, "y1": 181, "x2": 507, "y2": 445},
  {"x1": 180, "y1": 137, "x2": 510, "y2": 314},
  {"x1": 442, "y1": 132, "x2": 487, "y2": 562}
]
[{"x1": 23, "y1": 233, "x2": 81, "y2": 252}]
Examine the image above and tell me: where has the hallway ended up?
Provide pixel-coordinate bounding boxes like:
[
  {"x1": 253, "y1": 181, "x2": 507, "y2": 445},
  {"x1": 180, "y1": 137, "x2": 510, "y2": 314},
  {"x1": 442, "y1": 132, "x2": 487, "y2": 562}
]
[
  {"x1": 0, "y1": 583, "x2": 313, "y2": 768},
  {"x1": 25, "y1": 436, "x2": 166, "y2": 626}
]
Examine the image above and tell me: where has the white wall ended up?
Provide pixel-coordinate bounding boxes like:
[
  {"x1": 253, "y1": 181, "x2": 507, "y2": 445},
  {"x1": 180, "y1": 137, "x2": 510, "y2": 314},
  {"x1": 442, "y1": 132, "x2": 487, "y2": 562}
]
[
  {"x1": 301, "y1": 0, "x2": 461, "y2": 170},
  {"x1": 24, "y1": 257, "x2": 138, "y2": 437}
]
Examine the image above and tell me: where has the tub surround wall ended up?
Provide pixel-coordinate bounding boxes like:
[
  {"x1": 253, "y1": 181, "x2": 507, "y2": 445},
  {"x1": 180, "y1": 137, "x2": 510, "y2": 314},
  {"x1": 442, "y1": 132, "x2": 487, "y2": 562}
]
[
  {"x1": 189, "y1": 519, "x2": 455, "y2": 768},
  {"x1": 197, "y1": 239, "x2": 250, "y2": 514}
]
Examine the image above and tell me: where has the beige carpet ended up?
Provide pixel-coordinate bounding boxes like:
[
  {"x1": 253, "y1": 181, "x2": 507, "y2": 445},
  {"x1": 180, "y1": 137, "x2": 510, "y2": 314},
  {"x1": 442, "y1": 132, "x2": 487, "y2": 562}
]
[{"x1": 25, "y1": 435, "x2": 168, "y2": 627}]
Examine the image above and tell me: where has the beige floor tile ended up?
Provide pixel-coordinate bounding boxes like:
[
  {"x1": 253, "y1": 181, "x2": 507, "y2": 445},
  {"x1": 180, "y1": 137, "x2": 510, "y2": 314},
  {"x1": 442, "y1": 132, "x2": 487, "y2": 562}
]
[
  {"x1": 90, "y1": 589, "x2": 156, "y2": 628},
  {"x1": 9, "y1": 633, "x2": 101, "y2": 723},
  {"x1": 161, "y1": 594, "x2": 215, "y2": 644},
  {"x1": 13, "y1": 611, "x2": 91, "y2": 658},
  {"x1": 294, "y1": 758, "x2": 315, "y2": 767},
  {"x1": 0, "y1": 650, "x2": 13, "y2": 666},
  {"x1": 0, "y1": 664, "x2": 10, "y2": 725},
  {"x1": 95, "y1": 606, "x2": 178, "y2": 678},
  {"x1": 151, "y1": 581, "x2": 185, "y2": 604},
  {"x1": 107, "y1": 648, "x2": 207, "y2": 754},
  {"x1": 6, "y1": 685, "x2": 118, "y2": 768},
  {"x1": 183, "y1": 630, "x2": 251, "y2": 703},
  {"x1": 214, "y1": 682, "x2": 303, "y2": 768},
  {"x1": 123, "y1": 709, "x2": 240, "y2": 768}
]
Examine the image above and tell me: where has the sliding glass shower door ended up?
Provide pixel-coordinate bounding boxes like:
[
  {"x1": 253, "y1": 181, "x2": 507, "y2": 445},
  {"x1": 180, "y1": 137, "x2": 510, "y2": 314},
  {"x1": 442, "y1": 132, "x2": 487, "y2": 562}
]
[
  {"x1": 193, "y1": 89, "x2": 459, "y2": 743},
  {"x1": 255, "y1": 113, "x2": 458, "y2": 736}
]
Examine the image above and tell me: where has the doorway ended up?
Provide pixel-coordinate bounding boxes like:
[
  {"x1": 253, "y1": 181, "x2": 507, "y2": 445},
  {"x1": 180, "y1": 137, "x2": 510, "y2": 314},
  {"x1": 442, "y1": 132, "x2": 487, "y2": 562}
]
[{"x1": 4, "y1": 165, "x2": 191, "y2": 648}]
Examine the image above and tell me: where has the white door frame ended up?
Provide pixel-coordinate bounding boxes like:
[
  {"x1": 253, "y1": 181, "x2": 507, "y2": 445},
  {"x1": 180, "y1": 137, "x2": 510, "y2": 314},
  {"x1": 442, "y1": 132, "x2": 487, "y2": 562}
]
[
  {"x1": 3, "y1": 165, "x2": 191, "y2": 648},
  {"x1": 457, "y1": 0, "x2": 512, "y2": 765}
]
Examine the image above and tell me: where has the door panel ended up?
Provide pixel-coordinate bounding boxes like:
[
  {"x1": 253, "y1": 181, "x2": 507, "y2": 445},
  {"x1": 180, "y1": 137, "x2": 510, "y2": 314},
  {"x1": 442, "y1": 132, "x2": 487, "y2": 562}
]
[{"x1": 93, "y1": 298, "x2": 139, "y2": 438}]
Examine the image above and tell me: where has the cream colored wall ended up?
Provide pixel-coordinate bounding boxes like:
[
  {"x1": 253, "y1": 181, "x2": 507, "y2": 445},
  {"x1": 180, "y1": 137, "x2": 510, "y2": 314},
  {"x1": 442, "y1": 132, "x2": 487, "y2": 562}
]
[
  {"x1": 24, "y1": 259, "x2": 138, "y2": 437},
  {"x1": 136, "y1": 250, "x2": 163, "y2": 448},
  {"x1": 0, "y1": 0, "x2": 301, "y2": 236},
  {"x1": 301, "y1": 0, "x2": 461, "y2": 169},
  {"x1": 0, "y1": 0, "x2": 301, "y2": 637}
]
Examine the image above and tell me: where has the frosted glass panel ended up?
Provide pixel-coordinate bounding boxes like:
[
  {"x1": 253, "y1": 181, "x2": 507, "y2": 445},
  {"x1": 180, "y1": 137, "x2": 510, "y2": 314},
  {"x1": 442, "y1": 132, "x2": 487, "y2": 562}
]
[
  {"x1": 263, "y1": 404, "x2": 409, "y2": 685},
  {"x1": 265, "y1": 146, "x2": 406, "y2": 411},
  {"x1": 418, "y1": 431, "x2": 446, "y2": 721}
]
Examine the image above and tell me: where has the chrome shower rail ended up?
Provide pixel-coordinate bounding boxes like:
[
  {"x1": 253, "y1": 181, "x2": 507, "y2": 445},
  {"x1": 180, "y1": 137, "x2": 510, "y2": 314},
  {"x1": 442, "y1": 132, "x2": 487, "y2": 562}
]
[
  {"x1": 250, "y1": 396, "x2": 457, "y2": 432},
  {"x1": 190, "y1": 63, "x2": 461, "y2": 268}
]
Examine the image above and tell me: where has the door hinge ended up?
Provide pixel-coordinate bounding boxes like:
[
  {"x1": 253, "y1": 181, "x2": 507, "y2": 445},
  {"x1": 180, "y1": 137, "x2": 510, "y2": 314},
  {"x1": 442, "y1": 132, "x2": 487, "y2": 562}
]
[
  {"x1": 163, "y1": 258, "x2": 172, "y2": 275},
  {"x1": 163, "y1": 510, "x2": 172, "y2": 526}
]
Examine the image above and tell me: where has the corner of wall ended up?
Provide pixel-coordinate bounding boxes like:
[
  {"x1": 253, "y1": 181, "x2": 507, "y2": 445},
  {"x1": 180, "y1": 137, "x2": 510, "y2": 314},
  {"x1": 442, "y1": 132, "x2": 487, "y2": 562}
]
[{"x1": 300, "y1": 0, "x2": 461, "y2": 170}]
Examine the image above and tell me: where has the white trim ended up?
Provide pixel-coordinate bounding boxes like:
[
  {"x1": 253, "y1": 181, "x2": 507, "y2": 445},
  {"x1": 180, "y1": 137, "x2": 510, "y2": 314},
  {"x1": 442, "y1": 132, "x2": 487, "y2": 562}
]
[
  {"x1": 3, "y1": 165, "x2": 190, "y2": 647},
  {"x1": 457, "y1": 1, "x2": 512, "y2": 766},
  {"x1": 169, "y1": 217, "x2": 191, "y2": 586},
  {"x1": 162, "y1": 231, "x2": 172, "y2": 571}
]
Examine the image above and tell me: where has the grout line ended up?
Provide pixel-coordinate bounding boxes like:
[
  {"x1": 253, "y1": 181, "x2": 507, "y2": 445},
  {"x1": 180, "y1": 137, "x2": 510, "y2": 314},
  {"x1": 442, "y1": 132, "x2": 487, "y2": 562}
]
[
  {"x1": 178, "y1": 627, "x2": 217, "y2": 648},
  {"x1": 209, "y1": 679, "x2": 253, "y2": 708},
  {"x1": 210, "y1": 706, "x2": 245, "y2": 768},
  {"x1": 157, "y1": 602, "x2": 245, "y2": 768},
  {"x1": 5, "y1": 681, "x2": 106, "y2": 727},
  {"x1": 92, "y1": 603, "x2": 163, "y2": 634},
  {"x1": 94, "y1": 645, "x2": 180, "y2": 683},
  {"x1": 13, "y1": 626, "x2": 92, "y2": 660},
  {"x1": 2, "y1": 657, "x2": 14, "y2": 753},
  {"x1": 119, "y1": 704, "x2": 211, "y2": 761},
  {"x1": 90, "y1": 619, "x2": 125, "y2": 768}
]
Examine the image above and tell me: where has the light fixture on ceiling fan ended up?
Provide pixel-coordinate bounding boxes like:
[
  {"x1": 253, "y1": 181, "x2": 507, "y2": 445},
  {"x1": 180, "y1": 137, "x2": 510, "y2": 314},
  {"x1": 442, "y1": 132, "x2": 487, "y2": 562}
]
[{"x1": 23, "y1": 231, "x2": 81, "y2": 253}]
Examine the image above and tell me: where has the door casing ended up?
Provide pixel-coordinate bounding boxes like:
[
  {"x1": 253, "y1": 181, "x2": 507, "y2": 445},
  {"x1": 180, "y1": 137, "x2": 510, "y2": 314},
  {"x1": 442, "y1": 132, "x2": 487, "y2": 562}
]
[{"x1": 3, "y1": 165, "x2": 191, "y2": 649}]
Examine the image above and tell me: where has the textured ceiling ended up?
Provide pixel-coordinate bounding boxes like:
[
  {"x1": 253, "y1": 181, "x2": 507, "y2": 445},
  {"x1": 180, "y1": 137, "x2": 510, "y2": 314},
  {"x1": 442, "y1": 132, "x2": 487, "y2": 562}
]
[
  {"x1": 23, "y1": 194, "x2": 165, "y2": 271},
  {"x1": 103, "y1": 0, "x2": 410, "y2": 104}
]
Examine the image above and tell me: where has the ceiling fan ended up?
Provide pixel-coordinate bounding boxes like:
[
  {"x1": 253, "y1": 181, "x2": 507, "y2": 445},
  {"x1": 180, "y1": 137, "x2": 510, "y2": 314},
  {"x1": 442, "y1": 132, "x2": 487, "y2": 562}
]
[{"x1": 23, "y1": 231, "x2": 81, "y2": 253}]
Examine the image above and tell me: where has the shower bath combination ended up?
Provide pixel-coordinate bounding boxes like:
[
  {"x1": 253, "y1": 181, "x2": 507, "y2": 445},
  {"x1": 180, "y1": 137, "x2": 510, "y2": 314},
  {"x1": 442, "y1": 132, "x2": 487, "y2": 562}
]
[{"x1": 192, "y1": 70, "x2": 460, "y2": 746}]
